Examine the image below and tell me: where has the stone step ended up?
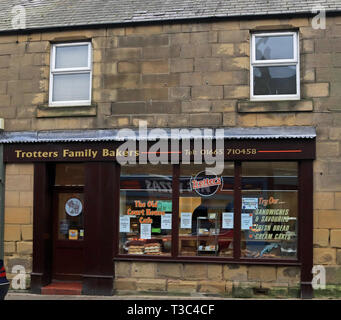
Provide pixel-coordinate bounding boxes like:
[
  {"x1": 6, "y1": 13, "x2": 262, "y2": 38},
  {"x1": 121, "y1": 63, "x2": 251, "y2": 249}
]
[{"x1": 41, "y1": 282, "x2": 82, "y2": 295}]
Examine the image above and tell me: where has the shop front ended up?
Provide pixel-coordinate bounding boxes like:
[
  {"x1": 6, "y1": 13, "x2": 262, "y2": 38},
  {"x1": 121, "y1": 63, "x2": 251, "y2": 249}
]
[{"x1": 0, "y1": 126, "x2": 316, "y2": 297}]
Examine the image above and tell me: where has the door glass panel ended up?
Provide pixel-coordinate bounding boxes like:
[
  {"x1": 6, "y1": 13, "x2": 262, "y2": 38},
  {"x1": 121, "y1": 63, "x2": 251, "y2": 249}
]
[
  {"x1": 57, "y1": 193, "x2": 84, "y2": 240},
  {"x1": 55, "y1": 163, "x2": 85, "y2": 186}
]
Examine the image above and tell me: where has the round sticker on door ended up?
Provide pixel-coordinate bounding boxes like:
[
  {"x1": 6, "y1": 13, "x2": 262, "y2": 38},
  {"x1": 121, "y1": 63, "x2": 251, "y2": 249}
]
[{"x1": 65, "y1": 198, "x2": 83, "y2": 217}]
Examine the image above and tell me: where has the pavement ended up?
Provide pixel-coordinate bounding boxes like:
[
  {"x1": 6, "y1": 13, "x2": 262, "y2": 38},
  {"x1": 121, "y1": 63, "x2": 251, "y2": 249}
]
[
  {"x1": 5, "y1": 291, "x2": 336, "y2": 300},
  {"x1": 5, "y1": 291, "x2": 234, "y2": 300}
]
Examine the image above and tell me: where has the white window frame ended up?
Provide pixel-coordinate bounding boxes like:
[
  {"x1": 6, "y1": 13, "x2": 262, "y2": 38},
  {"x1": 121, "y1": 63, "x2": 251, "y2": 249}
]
[
  {"x1": 49, "y1": 42, "x2": 92, "y2": 107},
  {"x1": 250, "y1": 31, "x2": 300, "y2": 101}
]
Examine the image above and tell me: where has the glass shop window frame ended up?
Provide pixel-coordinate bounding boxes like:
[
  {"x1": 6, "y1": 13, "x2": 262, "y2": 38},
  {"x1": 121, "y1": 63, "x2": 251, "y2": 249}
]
[
  {"x1": 118, "y1": 164, "x2": 174, "y2": 257},
  {"x1": 116, "y1": 161, "x2": 305, "y2": 265},
  {"x1": 239, "y1": 161, "x2": 299, "y2": 260},
  {"x1": 49, "y1": 42, "x2": 92, "y2": 107},
  {"x1": 250, "y1": 31, "x2": 300, "y2": 101}
]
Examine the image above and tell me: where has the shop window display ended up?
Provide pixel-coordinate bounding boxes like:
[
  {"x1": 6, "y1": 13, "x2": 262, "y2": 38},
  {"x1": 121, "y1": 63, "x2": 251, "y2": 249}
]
[
  {"x1": 117, "y1": 161, "x2": 300, "y2": 261},
  {"x1": 119, "y1": 164, "x2": 173, "y2": 255},
  {"x1": 179, "y1": 163, "x2": 234, "y2": 257},
  {"x1": 241, "y1": 162, "x2": 298, "y2": 259}
]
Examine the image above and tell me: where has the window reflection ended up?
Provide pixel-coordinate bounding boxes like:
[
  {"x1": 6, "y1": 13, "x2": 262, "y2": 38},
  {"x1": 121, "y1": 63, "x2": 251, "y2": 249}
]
[
  {"x1": 256, "y1": 35, "x2": 294, "y2": 60},
  {"x1": 254, "y1": 66, "x2": 297, "y2": 95}
]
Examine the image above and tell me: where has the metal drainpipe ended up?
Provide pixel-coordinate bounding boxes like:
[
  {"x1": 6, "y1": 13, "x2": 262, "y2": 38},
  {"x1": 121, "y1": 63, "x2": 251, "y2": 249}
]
[{"x1": 0, "y1": 144, "x2": 4, "y2": 260}]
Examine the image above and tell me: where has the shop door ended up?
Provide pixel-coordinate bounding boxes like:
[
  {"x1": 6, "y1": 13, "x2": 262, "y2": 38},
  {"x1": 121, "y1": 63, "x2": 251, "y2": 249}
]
[{"x1": 52, "y1": 190, "x2": 84, "y2": 281}]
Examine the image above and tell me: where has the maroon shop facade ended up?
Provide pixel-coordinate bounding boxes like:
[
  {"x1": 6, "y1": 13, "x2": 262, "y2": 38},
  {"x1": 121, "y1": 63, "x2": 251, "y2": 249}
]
[{"x1": 1, "y1": 126, "x2": 316, "y2": 298}]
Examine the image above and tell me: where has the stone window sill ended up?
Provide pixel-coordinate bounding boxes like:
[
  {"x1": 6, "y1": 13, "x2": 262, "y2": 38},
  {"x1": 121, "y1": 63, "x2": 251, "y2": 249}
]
[
  {"x1": 237, "y1": 99, "x2": 313, "y2": 113},
  {"x1": 36, "y1": 104, "x2": 97, "y2": 118}
]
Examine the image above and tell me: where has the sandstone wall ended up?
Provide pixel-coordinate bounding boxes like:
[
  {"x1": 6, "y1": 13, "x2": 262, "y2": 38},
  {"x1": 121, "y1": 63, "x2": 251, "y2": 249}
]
[
  {"x1": 3, "y1": 164, "x2": 33, "y2": 289},
  {"x1": 114, "y1": 262, "x2": 300, "y2": 297}
]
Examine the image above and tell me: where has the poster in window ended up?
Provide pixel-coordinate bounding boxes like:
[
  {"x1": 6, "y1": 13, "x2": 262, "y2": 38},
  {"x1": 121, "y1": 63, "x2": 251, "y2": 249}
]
[
  {"x1": 180, "y1": 212, "x2": 192, "y2": 229},
  {"x1": 140, "y1": 223, "x2": 151, "y2": 239},
  {"x1": 242, "y1": 198, "x2": 258, "y2": 210},
  {"x1": 157, "y1": 201, "x2": 172, "y2": 212},
  {"x1": 161, "y1": 213, "x2": 172, "y2": 230},
  {"x1": 241, "y1": 213, "x2": 253, "y2": 230},
  {"x1": 222, "y1": 212, "x2": 234, "y2": 229},
  {"x1": 69, "y1": 229, "x2": 78, "y2": 240},
  {"x1": 60, "y1": 220, "x2": 69, "y2": 235},
  {"x1": 120, "y1": 216, "x2": 130, "y2": 233}
]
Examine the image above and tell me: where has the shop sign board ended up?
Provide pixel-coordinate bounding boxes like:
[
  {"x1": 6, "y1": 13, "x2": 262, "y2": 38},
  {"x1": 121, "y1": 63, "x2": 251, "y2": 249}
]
[{"x1": 3, "y1": 139, "x2": 315, "y2": 162}]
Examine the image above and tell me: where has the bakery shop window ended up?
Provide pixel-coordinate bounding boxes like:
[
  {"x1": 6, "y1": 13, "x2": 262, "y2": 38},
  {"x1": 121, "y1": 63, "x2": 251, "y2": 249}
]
[
  {"x1": 119, "y1": 164, "x2": 173, "y2": 256},
  {"x1": 241, "y1": 162, "x2": 298, "y2": 259},
  {"x1": 179, "y1": 163, "x2": 234, "y2": 257},
  {"x1": 115, "y1": 159, "x2": 305, "y2": 261}
]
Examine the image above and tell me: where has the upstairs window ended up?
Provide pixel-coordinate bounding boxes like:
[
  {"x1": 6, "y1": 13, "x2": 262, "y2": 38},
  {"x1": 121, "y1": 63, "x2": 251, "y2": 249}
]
[
  {"x1": 251, "y1": 32, "x2": 300, "y2": 101},
  {"x1": 49, "y1": 42, "x2": 92, "y2": 106}
]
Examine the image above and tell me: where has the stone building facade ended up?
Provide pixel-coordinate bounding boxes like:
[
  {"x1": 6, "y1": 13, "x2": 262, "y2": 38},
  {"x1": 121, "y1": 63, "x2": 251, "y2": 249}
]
[{"x1": 1, "y1": 11, "x2": 341, "y2": 298}]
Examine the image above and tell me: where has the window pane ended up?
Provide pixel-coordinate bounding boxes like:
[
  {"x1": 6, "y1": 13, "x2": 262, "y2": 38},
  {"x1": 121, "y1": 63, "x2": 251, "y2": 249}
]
[
  {"x1": 55, "y1": 163, "x2": 85, "y2": 186},
  {"x1": 242, "y1": 162, "x2": 298, "y2": 177},
  {"x1": 241, "y1": 162, "x2": 298, "y2": 260},
  {"x1": 242, "y1": 162, "x2": 298, "y2": 190},
  {"x1": 179, "y1": 163, "x2": 234, "y2": 257},
  {"x1": 55, "y1": 45, "x2": 89, "y2": 69},
  {"x1": 255, "y1": 35, "x2": 294, "y2": 60},
  {"x1": 253, "y1": 66, "x2": 297, "y2": 95},
  {"x1": 52, "y1": 73, "x2": 90, "y2": 102},
  {"x1": 57, "y1": 193, "x2": 84, "y2": 240},
  {"x1": 119, "y1": 164, "x2": 173, "y2": 256}
]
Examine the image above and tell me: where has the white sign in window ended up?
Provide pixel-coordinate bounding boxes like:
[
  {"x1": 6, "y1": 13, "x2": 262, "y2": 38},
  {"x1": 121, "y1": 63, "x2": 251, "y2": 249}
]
[
  {"x1": 180, "y1": 212, "x2": 192, "y2": 229},
  {"x1": 161, "y1": 214, "x2": 172, "y2": 230},
  {"x1": 119, "y1": 216, "x2": 130, "y2": 233},
  {"x1": 140, "y1": 223, "x2": 151, "y2": 239},
  {"x1": 222, "y1": 212, "x2": 234, "y2": 229},
  {"x1": 242, "y1": 198, "x2": 258, "y2": 210},
  {"x1": 241, "y1": 213, "x2": 254, "y2": 230}
]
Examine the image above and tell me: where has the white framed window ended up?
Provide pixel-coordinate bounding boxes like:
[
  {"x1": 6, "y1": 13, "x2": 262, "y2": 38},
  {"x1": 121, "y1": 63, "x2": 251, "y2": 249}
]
[
  {"x1": 49, "y1": 42, "x2": 92, "y2": 107},
  {"x1": 250, "y1": 31, "x2": 300, "y2": 101}
]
